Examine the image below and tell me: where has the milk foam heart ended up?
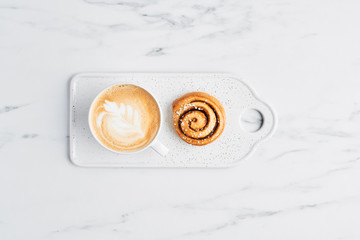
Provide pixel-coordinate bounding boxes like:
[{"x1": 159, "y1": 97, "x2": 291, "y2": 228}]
[{"x1": 89, "y1": 84, "x2": 161, "y2": 152}]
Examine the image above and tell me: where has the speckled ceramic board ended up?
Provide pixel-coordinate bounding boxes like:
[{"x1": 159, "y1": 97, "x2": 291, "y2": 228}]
[{"x1": 69, "y1": 73, "x2": 276, "y2": 168}]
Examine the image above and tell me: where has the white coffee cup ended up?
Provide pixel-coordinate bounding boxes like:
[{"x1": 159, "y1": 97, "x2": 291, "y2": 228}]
[{"x1": 88, "y1": 84, "x2": 169, "y2": 157}]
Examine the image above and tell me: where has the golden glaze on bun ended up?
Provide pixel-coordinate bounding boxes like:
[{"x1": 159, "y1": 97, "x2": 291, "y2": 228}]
[{"x1": 172, "y1": 92, "x2": 226, "y2": 146}]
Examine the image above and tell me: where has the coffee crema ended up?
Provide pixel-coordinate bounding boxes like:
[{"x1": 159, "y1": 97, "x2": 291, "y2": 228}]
[{"x1": 89, "y1": 84, "x2": 161, "y2": 152}]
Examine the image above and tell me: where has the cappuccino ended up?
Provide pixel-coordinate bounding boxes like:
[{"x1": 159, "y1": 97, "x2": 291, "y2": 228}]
[{"x1": 89, "y1": 84, "x2": 161, "y2": 152}]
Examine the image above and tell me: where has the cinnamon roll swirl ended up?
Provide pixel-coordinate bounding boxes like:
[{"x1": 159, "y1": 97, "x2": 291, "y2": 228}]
[{"x1": 172, "y1": 92, "x2": 226, "y2": 146}]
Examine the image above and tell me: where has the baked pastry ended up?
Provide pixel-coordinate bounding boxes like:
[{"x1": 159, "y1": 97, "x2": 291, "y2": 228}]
[{"x1": 172, "y1": 92, "x2": 226, "y2": 146}]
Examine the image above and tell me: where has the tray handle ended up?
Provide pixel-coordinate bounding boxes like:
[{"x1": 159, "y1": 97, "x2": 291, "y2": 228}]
[{"x1": 244, "y1": 98, "x2": 277, "y2": 143}]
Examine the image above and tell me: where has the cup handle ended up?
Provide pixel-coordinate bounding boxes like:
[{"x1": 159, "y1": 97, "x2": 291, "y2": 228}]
[{"x1": 151, "y1": 140, "x2": 169, "y2": 157}]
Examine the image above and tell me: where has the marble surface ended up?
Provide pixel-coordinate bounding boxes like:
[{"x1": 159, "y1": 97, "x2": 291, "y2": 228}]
[{"x1": 0, "y1": 0, "x2": 360, "y2": 239}]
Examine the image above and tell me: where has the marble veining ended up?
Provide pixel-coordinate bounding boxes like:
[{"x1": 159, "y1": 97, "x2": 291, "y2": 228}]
[
  {"x1": 0, "y1": 105, "x2": 26, "y2": 114},
  {"x1": 1, "y1": 0, "x2": 360, "y2": 239}
]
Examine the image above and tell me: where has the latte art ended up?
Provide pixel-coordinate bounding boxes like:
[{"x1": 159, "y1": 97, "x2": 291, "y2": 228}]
[
  {"x1": 97, "y1": 101, "x2": 145, "y2": 147},
  {"x1": 89, "y1": 84, "x2": 161, "y2": 152}
]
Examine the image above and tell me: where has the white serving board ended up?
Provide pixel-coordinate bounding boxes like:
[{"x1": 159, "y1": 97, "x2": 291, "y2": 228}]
[{"x1": 69, "y1": 73, "x2": 276, "y2": 168}]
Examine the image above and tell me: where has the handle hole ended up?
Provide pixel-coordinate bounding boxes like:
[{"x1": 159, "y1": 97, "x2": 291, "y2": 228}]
[{"x1": 240, "y1": 109, "x2": 264, "y2": 132}]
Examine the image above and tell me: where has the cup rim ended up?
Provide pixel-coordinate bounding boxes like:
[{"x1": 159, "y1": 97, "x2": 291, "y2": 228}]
[{"x1": 88, "y1": 83, "x2": 163, "y2": 155}]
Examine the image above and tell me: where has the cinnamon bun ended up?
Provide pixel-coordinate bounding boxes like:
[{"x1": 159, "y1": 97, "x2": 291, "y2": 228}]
[{"x1": 172, "y1": 92, "x2": 226, "y2": 146}]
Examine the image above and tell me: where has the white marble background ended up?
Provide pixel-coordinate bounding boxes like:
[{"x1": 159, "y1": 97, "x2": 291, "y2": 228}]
[{"x1": 1, "y1": 0, "x2": 360, "y2": 239}]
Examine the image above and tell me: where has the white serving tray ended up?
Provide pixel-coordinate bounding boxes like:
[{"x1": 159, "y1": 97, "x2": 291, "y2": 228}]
[{"x1": 69, "y1": 73, "x2": 276, "y2": 168}]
